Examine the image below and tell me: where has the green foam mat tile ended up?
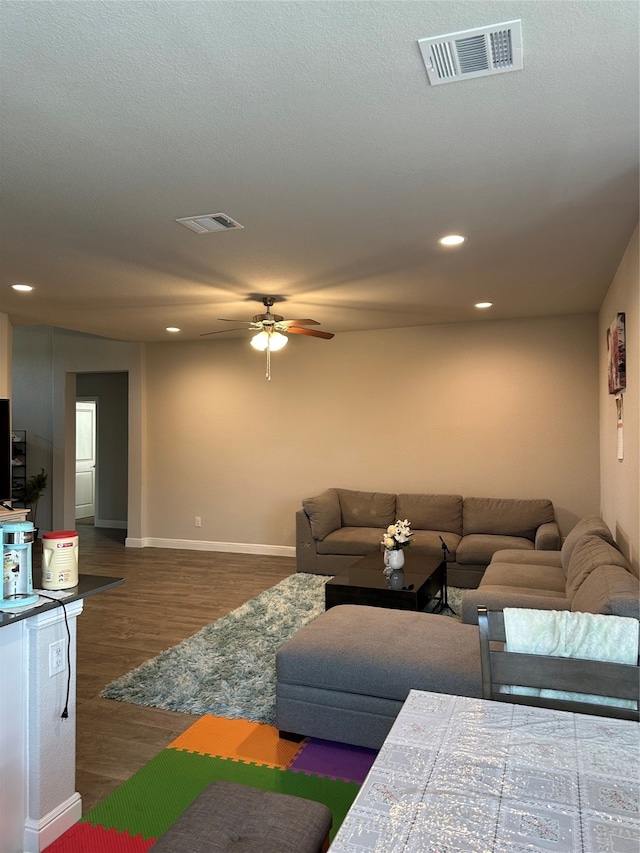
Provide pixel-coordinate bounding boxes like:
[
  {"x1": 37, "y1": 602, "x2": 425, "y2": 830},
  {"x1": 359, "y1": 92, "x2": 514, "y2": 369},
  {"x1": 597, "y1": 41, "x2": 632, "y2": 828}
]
[
  {"x1": 83, "y1": 747, "x2": 359, "y2": 841},
  {"x1": 81, "y1": 749, "x2": 216, "y2": 840}
]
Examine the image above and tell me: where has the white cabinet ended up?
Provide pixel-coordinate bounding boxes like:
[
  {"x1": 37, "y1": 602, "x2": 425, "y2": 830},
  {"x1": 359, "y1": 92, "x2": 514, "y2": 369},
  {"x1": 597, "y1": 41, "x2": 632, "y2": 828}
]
[
  {"x1": 0, "y1": 601, "x2": 83, "y2": 853},
  {"x1": 0, "y1": 575, "x2": 123, "y2": 852}
]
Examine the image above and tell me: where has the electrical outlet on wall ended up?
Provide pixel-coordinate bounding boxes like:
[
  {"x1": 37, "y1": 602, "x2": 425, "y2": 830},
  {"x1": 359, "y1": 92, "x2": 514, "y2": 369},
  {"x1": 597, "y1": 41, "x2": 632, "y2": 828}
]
[
  {"x1": 195, "y1": 516, "x2": 202, "y2": 527},
  {"x1": 49, "y1": 639, "x2": 65, "y2": 676}
]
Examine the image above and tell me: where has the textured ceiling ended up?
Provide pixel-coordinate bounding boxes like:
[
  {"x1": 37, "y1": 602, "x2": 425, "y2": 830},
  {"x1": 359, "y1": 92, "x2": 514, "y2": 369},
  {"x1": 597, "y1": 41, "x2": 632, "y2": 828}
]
[{"x1": 0, "y1": 1, "x2": 638, "y2": 343}]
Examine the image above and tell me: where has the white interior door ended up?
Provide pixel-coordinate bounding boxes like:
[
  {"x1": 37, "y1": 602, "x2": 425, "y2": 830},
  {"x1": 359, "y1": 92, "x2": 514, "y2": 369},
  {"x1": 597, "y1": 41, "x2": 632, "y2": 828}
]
[{"x1": 75, "y1": 400, "x2": 96, "y2": 519}]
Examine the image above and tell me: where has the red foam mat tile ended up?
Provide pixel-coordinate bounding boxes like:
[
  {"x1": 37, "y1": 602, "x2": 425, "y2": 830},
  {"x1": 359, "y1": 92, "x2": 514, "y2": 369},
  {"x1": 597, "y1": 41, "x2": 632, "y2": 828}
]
[{"x1": 43, "y1": 822, "x2": 155, "y2": 853}]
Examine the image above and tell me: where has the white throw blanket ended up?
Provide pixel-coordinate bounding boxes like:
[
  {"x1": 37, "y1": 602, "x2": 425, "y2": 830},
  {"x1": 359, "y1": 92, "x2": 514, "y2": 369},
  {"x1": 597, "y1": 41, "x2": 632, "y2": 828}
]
[{"x1": 503, "y1": 608, "x2": 639, "y2": 709}]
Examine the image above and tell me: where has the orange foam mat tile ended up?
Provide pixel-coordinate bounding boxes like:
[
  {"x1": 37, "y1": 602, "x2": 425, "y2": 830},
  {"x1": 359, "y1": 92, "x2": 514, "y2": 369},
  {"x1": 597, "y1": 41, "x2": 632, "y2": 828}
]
[
  {"x1": 168, "y1": 714, "x2": 305, "y2": 769},
  {"x1": 43, "y1": 822, "x2": 155, "y2": 853}
]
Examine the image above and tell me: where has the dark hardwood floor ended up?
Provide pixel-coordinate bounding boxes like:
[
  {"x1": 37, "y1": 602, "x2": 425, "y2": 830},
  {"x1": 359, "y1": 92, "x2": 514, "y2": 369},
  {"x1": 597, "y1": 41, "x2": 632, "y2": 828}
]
[{"x1": 42, "y1": 524, "x2": 296, "y2": 813}]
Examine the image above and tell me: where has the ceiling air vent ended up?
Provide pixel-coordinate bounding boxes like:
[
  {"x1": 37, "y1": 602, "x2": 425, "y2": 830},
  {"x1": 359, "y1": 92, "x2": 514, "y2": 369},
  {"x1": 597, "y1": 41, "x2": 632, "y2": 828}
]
[
  {"x1": 418, "y1": 20, "x2": 523, "y2": 85},
  {"x1": 175, "y1": 213, "x2": 244, "y2": 234}
]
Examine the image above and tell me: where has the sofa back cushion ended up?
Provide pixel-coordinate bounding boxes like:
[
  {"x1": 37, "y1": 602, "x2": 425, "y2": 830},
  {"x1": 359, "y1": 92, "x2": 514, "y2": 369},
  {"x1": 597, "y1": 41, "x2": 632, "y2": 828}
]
[
  {"x1": 571, "y1": 564, "x2": 640, "y2": 619},
  {"x1": 337, "y1": 489, "x2": 396, "y2": 528},
  {"x1": 463, "y1": 497, "x2": 555, "y2": 540},
  {"x1": 560, "y1": 516, "x2": 615, "y2": 572},
  {"x1": 302, "y1": 489, "x2": 341, "y2": 541},
  {"x1": 396, "y1": 494, "x2": 463, "y2": 535},
  {"x1": 565, "y1": 535, "x2": 630, "y2": 600}
]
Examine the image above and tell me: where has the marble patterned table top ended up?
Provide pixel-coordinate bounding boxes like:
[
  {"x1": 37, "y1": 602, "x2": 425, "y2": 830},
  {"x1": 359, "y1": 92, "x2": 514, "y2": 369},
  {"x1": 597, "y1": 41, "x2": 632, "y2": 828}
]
[{"x1": 329, "y1": 689, "x2": 640, "y2": 852}]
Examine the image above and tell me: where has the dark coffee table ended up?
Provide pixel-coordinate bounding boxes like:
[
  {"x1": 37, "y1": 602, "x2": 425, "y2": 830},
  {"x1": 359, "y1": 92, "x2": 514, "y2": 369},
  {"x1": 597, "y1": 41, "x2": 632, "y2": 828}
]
[{"x1": 325, "y1": 550, "x2": 445, "y2": 612}]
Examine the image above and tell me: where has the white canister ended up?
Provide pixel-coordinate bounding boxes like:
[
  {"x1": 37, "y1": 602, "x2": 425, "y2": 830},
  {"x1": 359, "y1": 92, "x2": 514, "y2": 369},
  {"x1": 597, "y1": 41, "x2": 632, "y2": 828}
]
[{"x1": 42, "y1": 530, "x2": 79, "y2": 590}]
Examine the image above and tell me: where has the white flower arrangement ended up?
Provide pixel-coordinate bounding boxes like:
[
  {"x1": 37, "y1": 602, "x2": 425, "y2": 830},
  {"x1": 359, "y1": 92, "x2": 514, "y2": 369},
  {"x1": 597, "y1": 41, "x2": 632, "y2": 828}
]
[{"x1": 382, "y1": 519, "x2": 413, "y2": 551}]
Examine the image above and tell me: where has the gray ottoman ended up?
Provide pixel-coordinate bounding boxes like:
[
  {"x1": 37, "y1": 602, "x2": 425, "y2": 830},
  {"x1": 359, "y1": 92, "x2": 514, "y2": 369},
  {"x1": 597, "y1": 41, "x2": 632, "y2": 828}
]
[
  {"x1": 276, "y1": 604, "x2": 482, "y2": 749},
  {"x1": 148, "y1": 780, "x2": 332, "y2": 853}
]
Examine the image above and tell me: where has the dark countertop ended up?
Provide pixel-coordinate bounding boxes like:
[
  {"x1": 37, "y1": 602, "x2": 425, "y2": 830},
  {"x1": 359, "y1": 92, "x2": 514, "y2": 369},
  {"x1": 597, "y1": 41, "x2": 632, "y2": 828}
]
[{"x1": 0, "y1": 573, "x2": 124, "y2": 628}]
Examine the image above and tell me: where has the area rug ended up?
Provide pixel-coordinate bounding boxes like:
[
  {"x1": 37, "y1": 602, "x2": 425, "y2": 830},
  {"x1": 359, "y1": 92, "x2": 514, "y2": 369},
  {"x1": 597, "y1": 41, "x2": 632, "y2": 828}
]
[
  {"x1": 101, "y1": 572, "x2": 464, "y2": 724},
  {"x1": 101, "y1": 573, "x2": 331, "y2": 723},
  {"x1": 43, "y1": 715, "x2": 376, "y2": 851}
]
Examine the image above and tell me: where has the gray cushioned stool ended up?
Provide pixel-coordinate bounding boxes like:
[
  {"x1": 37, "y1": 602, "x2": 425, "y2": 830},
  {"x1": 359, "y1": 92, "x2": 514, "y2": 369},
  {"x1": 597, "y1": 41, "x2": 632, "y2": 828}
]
[
  {"x1": 276, "y1": 604, "x2": 482, "y2": 749},
  {"x1": 148, "y1": 780, "x2": 332, "y2": 852}
]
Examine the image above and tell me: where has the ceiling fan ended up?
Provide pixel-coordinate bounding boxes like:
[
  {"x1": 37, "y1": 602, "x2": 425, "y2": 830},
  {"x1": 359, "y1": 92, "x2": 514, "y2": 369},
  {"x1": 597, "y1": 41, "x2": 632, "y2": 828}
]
[{"x1": 200, "y1": 297, "x2": 335, "y2": 380}]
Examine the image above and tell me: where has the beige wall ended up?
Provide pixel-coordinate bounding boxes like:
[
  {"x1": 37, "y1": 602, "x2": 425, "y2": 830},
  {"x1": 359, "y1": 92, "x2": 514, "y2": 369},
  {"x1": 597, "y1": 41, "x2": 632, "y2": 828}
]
[
  {"x1": 144, "y1": 313, "x2": 599, "y2": 551},
  {"x1": 599, "y1": 224, "x2": 639, "y2": 571}
]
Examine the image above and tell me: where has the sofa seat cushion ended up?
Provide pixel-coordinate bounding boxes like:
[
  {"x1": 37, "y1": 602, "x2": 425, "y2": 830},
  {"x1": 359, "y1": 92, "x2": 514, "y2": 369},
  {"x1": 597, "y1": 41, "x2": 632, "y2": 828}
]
[
  {"x1": 463, "y1": 497, "x2": 555, "y2": 539},
  {"x1": 571, "y1": 565, "x2": 640, "y2": 619},
  {"x1": 337, "y1": 489, "x2": 396, "y2": 528},
  {"x1": 565, "y1": 535, "x2": 629, "y2": 599},
  {"x1": 316, "y1": 527, "x2": 383, "y2": 556},
  {"x1": 480, "y1": 561, "x2": 566, "y2": 593},
  {"x1": 456, "y1": 534, "x2": 533, "y2": 566},
  {"x1": 491, "y1": 549, "x2": 562, "y2": 567},
  {"x1": 460, "y1": 586, "x2": 570, "y2": 624},
  {"x1": 408, "y1": 530, "x2": 461, "y2": 558},
  {"x1": 277, "y1": 605, "x2": 482, "y2": 701},
  {"x1": 302, "y1": 488, "x2": 341, "y2": 541},
  {"x1": 396, "y1": 493, "x2": 463, "y2": 535}
]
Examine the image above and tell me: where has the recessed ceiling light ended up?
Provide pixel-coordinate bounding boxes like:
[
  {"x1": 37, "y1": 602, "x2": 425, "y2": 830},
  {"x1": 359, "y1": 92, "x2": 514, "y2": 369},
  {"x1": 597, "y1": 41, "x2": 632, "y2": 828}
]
[
  {"x1": 11, "y1": 283, "x2": 33, "y2": 292},
  {"x1": 438, "y1": 234, "x2": 466, "y2": 246},
  {"x1": 165, "y1": 327, "x2": 181, "y2": 333},
  {"x1": 475, "y1": 302, "x2": 493, "y2": 309}
]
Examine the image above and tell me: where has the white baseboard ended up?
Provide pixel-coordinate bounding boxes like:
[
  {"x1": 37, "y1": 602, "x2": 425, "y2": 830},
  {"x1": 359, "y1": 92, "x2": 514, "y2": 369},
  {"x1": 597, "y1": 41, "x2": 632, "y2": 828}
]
[
  {"x1": 124, "y1": 536, "x2": 295, "y2": 558},
  {"x1": 23, "y1": 792, "x2": 82, "y2": 853}
]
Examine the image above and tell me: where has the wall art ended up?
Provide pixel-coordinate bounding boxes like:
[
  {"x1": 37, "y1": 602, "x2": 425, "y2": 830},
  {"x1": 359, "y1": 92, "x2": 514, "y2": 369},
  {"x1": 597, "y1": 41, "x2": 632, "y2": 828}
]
[{"x1": 607, "y1": 312, "x2": 626, "y2": 394}]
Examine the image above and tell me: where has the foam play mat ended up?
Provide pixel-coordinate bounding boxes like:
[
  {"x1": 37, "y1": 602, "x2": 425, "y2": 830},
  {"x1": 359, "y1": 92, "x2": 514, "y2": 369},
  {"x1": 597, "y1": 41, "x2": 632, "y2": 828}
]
[{"x1": 44, "y1": 716, "x2": 377, "y2": 851}]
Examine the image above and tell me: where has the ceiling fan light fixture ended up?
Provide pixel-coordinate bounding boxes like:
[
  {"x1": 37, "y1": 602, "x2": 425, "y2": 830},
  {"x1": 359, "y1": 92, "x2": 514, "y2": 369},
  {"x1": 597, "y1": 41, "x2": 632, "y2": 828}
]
[
  {"x1": 201, "y1": 297, "x2": 332, "y2": 380},
  {"x1": 250, "y1": 330, "x2": 288, "y2": 351}
]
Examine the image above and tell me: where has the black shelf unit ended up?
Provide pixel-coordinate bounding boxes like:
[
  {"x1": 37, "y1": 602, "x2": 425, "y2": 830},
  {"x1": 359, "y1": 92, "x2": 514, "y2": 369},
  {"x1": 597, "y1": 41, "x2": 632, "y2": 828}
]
[{"x1": 11, "y1": 430, "x2": 26, "y2": 506}]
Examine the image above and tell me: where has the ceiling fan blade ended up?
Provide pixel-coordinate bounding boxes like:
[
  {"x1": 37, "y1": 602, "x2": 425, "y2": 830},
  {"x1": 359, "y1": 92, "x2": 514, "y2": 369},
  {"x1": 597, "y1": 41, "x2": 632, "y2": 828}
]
[
  {"x1": 287, "y1": 326, "x2": 335, "y2": 339},
  {"x1": 280, "y1": 319, "x2": 321, "y2": 326},
  {"x1": 199, "y1": 327, "x2": 248, "y2": 336}
]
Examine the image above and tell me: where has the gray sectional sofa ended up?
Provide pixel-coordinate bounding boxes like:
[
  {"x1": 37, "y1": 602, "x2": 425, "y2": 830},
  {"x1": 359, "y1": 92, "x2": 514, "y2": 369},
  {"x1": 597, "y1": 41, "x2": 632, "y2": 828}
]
[
  {"x1": 296, "y1": 488, "x2": 560, "y2": 587},
  {"x1": 277, "y1": 515, "x2": 639, "y2": 749},
  {"x1": 460, "y1": 516, "x2": 640, "y2": 624}
]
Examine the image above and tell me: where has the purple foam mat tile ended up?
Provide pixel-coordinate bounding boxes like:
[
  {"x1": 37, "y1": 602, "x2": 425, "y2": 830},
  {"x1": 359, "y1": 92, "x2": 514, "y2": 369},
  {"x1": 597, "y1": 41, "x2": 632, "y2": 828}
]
[{"x1": 288, "y1": 738, "x2": 378, "y2": 783}]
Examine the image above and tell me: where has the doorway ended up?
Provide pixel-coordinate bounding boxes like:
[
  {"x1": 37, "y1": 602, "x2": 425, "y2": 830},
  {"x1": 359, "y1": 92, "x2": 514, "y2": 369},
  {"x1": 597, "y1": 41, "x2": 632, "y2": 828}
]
[
  {"x1": 75, "y1": 400, "x2": 97, "y2": 521},
  {"x1": 75, "y1": 372, "x2": 128, "y2": 530}
]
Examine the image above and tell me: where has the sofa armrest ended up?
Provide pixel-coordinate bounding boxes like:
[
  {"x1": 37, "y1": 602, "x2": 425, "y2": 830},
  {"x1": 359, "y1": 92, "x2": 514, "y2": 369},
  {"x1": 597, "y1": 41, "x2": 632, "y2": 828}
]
[
  {"x1": 535, "y1": 521, "x2": 561, "y2": 550},
  {"x1": 302, "y1": 489, "x2": 341, "y2": 539},
  {"x1": 295, "y1": 509, "x2": 318, "y2": 573}
]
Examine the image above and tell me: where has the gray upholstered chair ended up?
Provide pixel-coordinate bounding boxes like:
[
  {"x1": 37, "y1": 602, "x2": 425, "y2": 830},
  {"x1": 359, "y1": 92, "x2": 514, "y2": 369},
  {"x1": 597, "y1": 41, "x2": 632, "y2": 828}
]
[{"x1": 477, "y1": 606, "x2": 640, "y2": 721}]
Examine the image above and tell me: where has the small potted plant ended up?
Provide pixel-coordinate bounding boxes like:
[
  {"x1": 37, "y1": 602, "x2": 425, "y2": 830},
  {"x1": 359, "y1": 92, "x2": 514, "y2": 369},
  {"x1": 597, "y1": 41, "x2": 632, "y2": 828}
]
[{"x1": 22, "y1": 468, "x2": 48, "y2": 535}]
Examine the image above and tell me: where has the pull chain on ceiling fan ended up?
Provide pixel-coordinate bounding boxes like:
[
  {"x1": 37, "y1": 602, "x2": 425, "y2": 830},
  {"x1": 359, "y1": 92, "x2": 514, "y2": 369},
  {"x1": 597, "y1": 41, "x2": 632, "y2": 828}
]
[{"x1": 200, "y1": 297, "x2": 335, "y2": 380}]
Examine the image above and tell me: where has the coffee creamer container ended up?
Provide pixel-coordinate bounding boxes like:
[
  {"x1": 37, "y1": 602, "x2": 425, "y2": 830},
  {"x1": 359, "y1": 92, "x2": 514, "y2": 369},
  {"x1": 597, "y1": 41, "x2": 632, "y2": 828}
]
[{"x1": 42, "y1": 530, "x2": 79, "y2": 590}]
